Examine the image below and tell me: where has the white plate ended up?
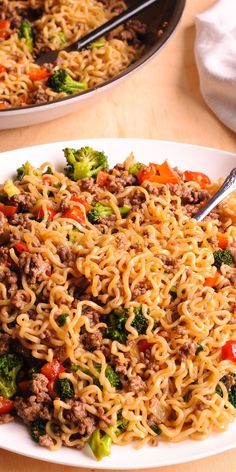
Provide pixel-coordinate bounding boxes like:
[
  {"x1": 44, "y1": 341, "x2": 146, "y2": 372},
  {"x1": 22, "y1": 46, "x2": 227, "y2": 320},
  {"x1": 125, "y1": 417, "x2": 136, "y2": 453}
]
[{"x1": 0, "y1": 139, "x2": 236, "y2": 469}]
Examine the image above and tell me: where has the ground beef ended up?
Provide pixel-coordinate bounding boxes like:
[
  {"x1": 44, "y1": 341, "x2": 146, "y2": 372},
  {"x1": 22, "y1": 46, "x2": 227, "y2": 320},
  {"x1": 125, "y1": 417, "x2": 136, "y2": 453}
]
[
  {"x1": 65, "y1": 400, "x2": 97, "y2": 436},
  {"x1": 11, "y1": 292, "x2": 26, "y2": 309},
  {"x1": 0, "y1": 264, "x2": 18, "y2": 294},
  {"x1": 77, "y1": 178, "x2": 99, "y2": 193},
  {"x1": 108, "y1": 19, "x2": 146, "y2": 45},
  {"x1": 145, "y1": 183, "x2": 164, "y2": 196},
  {"x1": 11, "y1": 192, "x2": 35, "y2": 212},
  {"x1": 161, "y1": 256, "x2": 178, "y2": 273},
  {"x1": 82, "y1": 330, "x2": 103, "y2": 351},
  {"x1": 57, "y1": 245, "x2": 76, "y2": 263},
  {"x1": 132, "y1": 281, "x2": 150, "y2": 298},
  {"x1": 223, "y1": 374, "x2": 235, "y2": 390},
  {"x1": 18, "y1": 253, "x2": 51, "y2": 284},
  {"x1": 9, "y1": 213, "x2": 32, "y2": 228},
  {"x1": 0, "y1": 333, "x2": 10, "y2": 355},
  {"x1": 95, "y1": 215, "x2": 117, "y2": 233},
  {"x1": 181, "y1": 189, "x2": 209, "y2": 205},
  {"x1": 31, "y1": 373, "x2": 50, "y2": 403},
  {"x1": 127, "y1": 375, "x2": 147, "y2": 394},
  {"x1": 14, "y1": 395, "x2": 52, "y2": 425},
  {"x1": 0, "y1": 412, "x2": 14, "y2": 424},
  {"x1": 53, "y1": 346, "x2": 68, "y2": 363},
  {"x1": 39, "y1": 434, "x2": 54, "y2": 448},
  {"x1": 82, "y1": 306, "x2": 100, "y2": 325},
  {"x1": 0, "y1": 247, "x2": 9, "y2": 262},
  {"x1": 0, "y1": 211, "x2": 7, "y2": 232},
  {"x1": 178, "y1": 342, "x2": 196, "y2": 361},
  {"x1": 30, "y1": 86, "x2": 49, "y2": 105},
  {"x1": 106, "y1": 172, "x2": 136, "y2": 194}
]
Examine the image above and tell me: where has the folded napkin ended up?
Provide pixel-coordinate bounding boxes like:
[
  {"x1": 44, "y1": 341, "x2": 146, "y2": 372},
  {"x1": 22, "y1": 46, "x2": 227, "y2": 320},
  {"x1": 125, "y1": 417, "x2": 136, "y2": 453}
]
[{"x1": 195, "y1": 0, "x2": 236, "y2": 133}]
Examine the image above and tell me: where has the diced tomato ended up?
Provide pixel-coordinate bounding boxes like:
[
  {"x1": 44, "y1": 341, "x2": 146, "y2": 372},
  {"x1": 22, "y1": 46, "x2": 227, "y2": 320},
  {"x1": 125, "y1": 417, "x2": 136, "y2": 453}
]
[
  {"x1": 18, "y1": 380, "x2": 31, "y2": 393},
  {"x1": 96, "y1": 171, "x2": 109, "y2": 187},
  {"x1": 222, "y1": 340, "x2": 236, "y2": 361},
  {"x1": 62, "y1": 206, "x2": 85, "y2": 224},
  {"x1": 203, "y1": 273, "x2": 220, "y2": 287},
  {"x1": 0, "y1": 397, "x2": 14, "y2": 415},
  {"x1": 183, "y1": 171, "x2": 211, "y2": 189},
  {"x1": 0, "y1": 20, "x2": 10, "y2": 30},
  {"x1": 0, "y1": 202, "x2": 17, "y2": 217},
  {"x1": 14, "y1": 242, "x2": 30, "y2": 254},
  {"x1": 48, "y1": 379, "x2": 56, "y2": 398},
  {"x1": 0, "y1": 103, "x2": 7, "y2": 109},
  {"x1": 137, "y1": 161, "x2": 181, "y2": 185},
  {"x1": 70, "y1": 196, "x2": 91, "y2": 212},
  {"x1": 37, "y1": 206, "x2": 57, "y2": 221},
  {"x1": 43, "y1": 176, "x2": 52, "y2": 184},
  {"x1": 0, "y1": 65, "x2": 6, "y2": 73},
  {"x1": 29, "y1": 67, "x2": 51, "y2": 81},
  {"x1": 217, "y1": 233, "x2": 228, "y2": 250},
  {"x1": 40, "y1": 359, "x2": 65, "y2": 381},
  {"x1": 138, "y1": 340, "x2": 154, "y2": 352}
]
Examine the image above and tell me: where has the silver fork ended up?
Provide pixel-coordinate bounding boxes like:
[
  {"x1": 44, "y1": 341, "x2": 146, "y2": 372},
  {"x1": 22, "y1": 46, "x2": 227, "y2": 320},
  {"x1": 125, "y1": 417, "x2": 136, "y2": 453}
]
[{"x1": 194, "y1": 168, "x2": 236, "y2": 222}]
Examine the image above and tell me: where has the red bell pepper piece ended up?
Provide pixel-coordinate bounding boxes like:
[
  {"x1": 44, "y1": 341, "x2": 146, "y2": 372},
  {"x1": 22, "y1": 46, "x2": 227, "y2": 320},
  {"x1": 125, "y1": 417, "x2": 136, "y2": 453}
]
[
  {"x1": 29, "y1": 67, "x2": 51, "y2": 81},
  {"x1": 70, "y1": 196, "x2": 91, "y2": 212},
  {"x1": 62, "y1": 206, "x2": 85, "y2": 224},
  {"x1": 37, "y1": 206, "x2": 57, "y2": 221},
  {"x1": 183, "y1": 170, "x2": 211, "y2": 189},
  {"x1": 217, "y1": 233, "x2": 228, "y2": 250},
  {"x1": 0, "y1": 202, "x2": 18, "y2": 217},
  {"x1": 138, "y1": 340, "x2": 154, "y2": 352},
  {"x1": 137, "y1": 161, "x2": 181, "y2": 185},
  {"x1": 0, "y1": 397, "x2": 14, "y2": 415},
  {"x1": 96, "y1": 171, "x2": 109, "y2": 187},
  {"x1": 222, "y1": 340, "x2": 236, "y2": 361},
  {"x1": 40, "y1": 359, "x2": 65, "y2": 381},
  {"x1": 14, "y1": 242, "x2": 30, "y2": 254}
]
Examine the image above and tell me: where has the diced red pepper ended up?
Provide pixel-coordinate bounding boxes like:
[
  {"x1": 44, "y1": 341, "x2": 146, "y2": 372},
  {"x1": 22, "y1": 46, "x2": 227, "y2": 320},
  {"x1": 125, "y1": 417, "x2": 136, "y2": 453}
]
[
  {"x1": 137, "y1": 161, "x2": 181, "y2": 185},
  {"x1": 217, "y1": 233, "x2": 228, "y2": 250},
  {"x1": 138, "y1": 340, "x2": 154, "y2": 352},
  {"x1": 222, "y1": 340, "x2": 236, "y2": 361},
  {"x1": 29, "y1": 67, "x2": 51, "y2": 81},
  {"x1": 0, "y1": 202, "x2": 18, "y2": 217},
  {"x1": 14, "y1": 242, "x2": 30, "y2": 254},
  {"x1": 0, "y1": 397, "x2": 14, "y2": 415},
  {"x1": 40, "y1": 359, "x2": 65, "y2": 381},
  {"x1": 0, "y1": 103, "x2": 7, "y2": 109},
  {"x1": 0, "y1": 20, "x2": 10, "y2": 30},
  {"x1": 96, "y1": 171, "x2": 109, "y2": 187},
  {"x1": 37, "y1": 206, "x2": 57, "y2": 221},
  {"x1": 70, "y1": 196, "x2": 91, "y2": 212},
  {"x1": 62, "y1": 206, "x2": 85, "y2": 224},
  {"x1": 0, "y1": 65, "x2": 6, "y2": 73},
  {"x1": 183, "y1": 171, "x2": 211, "y2": 189},
  {"x1": 204, "y1": 273, "x2": 220, "y2": 287}
]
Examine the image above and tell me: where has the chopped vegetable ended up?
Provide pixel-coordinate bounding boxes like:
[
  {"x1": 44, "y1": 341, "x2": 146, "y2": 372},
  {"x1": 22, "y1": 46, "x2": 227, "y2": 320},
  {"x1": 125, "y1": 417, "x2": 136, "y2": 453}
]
[
  {"x1": 40, "y1": 359, "x2": 65, "y2": 381},
  {"x1": 195, "y1": 344, "x2": 204, "y2": 355},
  {"x1": 222, "y1": 341, "x2": 236, "y2": 361},
  {"x1": 0, "y1": 65, "x2": 6, "y2": 73},
  {"x1": 56, "y1": 378, "x2": 74, "y2": 399},
  {"x1": 0, "y1": 353, "x2": 23, "y2": 398},
  {"x1": 88, "y1": 202, "x2": 113, "y2": 224},
  {"x1": 88, "y1": 429, "x2": 112, "y2": 461},
  {"x1": 104, "y1": 365, "x2": 121, "y2": 389},
  {"x1": 14, "y1": 242, "x2": 30, "y2": 254},
  {"x1": 0, "y1": 103, "x2": 7, "y2": 109},
  {"x1": 18, "y1": 19, "x2": 34, "y2": 52},
  {"x1": 0, "y1": 397, "x2": 14, "y2": 415},
  {"x1": 119, "y1": 205, "x2": 131, "y2": 217},
  {"x1": 31, "y1": 419, "x2": 47, "y2": 442},
  {"x1": 213, "y1": 249, "x2": 234, "y2": 269},
  {"x1": 137, "y1": 340, "x2": 154, "y2": 352},
  {"x1": 89, "y1": 37, "x2": 105, "y2": 49},
  {"x1": 137, "y1": 161, "x2": 181, "y2": 185},
  {"x1": 217, "y1": 233, "x2": 228, "y2": 250},
  {"x1": 62, "y1": 206, "x2": 85, "y2": 224},
  {"x1": 128, "y1": 162, "x2": 144, "y2": 176},
  {"x1": 47, "y1": 68, "x2": 87, "y2": 94},
  {"x1": 106, "y1": 308, "x2": 128, "y2": 343},
  {"x1": 37, "y1": 206, "x2": 57, "y2": 221},
  {"x1": 0, "y1": 20, "x2": 10, "y2": 40},
  {"x1": 0, "y1": 202, "x2": 17, "y2": 217},
  {"x1": 203, "y1": 273, "x2": 220, "y2": 287},
  {"x1": 216, "y1": 374, "x2": 236, "y2": 408},
  {"x1": 3, "y1": 179, "x2": 20, "y2": 198},
  {"x1": 183, "y1": 170, "x2": 211, "y2": 189},
  {"x1": 48, "y1": 31, "x2": 67, "y2": 45},
  {"x1": 64, "y1": 146, "x2": 108, "y2": 181},
  {"x1": 70, "y1": 195, "x2": 91, "y2": 212},
  {"x1": 96, "y1": 170, "x2": 109, "y2": 186},
  {"x1": 29, "y1": 67, "x2": 51, "y2": 81},
  {"x1": 57, "y1": 313, "x2": 69, "y2": 326},
  {"x1": 131, "y1": 306, "x2": 148, "y2": 335},
  {"x1": 17, "y1": 161, "x2": 32, "y2": 181},
  {"x1": 150, "y1": 424, "x2": 162, "y2": 435}
]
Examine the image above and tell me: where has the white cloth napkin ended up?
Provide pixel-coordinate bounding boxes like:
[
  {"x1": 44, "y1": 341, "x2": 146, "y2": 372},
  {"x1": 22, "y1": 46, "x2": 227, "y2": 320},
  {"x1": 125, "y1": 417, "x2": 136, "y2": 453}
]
[{"x1": 195, "y1": 0, "x2": 236, "y2": 133}]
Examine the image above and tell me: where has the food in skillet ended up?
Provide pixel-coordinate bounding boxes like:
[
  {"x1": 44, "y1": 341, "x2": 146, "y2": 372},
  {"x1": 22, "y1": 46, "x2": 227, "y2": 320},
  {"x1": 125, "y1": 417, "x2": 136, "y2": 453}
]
[
  {"x1": 0, "y1": 147, "x2": 235, "y2": 460},
  {"x1": 0, "y1": 0, "x2": 148, "y2": 109}
]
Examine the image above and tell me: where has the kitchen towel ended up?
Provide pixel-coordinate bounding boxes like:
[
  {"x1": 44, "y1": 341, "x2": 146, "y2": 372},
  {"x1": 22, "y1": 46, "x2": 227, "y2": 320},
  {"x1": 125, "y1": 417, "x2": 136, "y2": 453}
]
[{"x1": 195, "y1": 0, "x2": 236, "y2": 133}]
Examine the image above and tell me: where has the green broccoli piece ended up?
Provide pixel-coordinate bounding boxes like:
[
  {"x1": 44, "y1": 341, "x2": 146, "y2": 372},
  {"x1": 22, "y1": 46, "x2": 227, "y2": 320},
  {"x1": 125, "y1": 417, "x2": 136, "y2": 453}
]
[
  {"x1": 3, "y1": 179, "x2": 20, "y2": 198},
  {"x1": 0, "y1": 353, "x2": 23, "y2": 398},
  {"x1": 48, "y1": 31, "x2": 67, "y2": 45},
  {"x1": 88, "y1": 203, "x2": 113, "y2": 224},
  {"x1": 89, "y1": 37, "x2": 106, "y2": 49},
  {"x1": 88, "y1": 429, "x2": 112, "y2": 461},
  {"x1": 116, "y1": 413, "x2": 128, "y2": 435},
  {"x1": 150, "y1": 424, "x2": 162, "y2": 435},
  {"x1": 213, "y1": 249, "x2": 234, "y2": 269},
  {"x1": 216, "y1": 374, "x2": 236, "y2": 408},
  {"x1": 131, "y1": 306, "x2": 148, "y2": 335},
  {"x1": 228, "y1": 384, "x2": 236, "y2": 408},
  {"x1": 47, "y1": 68, "x2": 87, "y2": 95},
  {"x1": 195, "y1": 344, "x2": 204, "y2": 355},
  {"x1": 119, "y1": 205, "x2": 131, "y2": 217},
  {"x1": 169, "y1": 285, "x2": 178, "y2": 299},
  {"x1": 31, "y1": 419, "x2": 47, "y2": 442},
  {"x1": 16, "y1": 161, "x2": 32, "y2": 181},
  {"x1": 105, "y1": 365, "x2": 121, "y2": 389},
  {"x1": 57, "y1": 313, "x2": 69, "y2": 327},
  {"x1": 18, "y1": 19, "x2": 34, "y2": 52},
  {"x1": 56, "y1": 378, "x2": 74, "y2": 399},
  {"x1": 43, "y1": 166, "x2": 53, "y2": 175},
  {"x1": 106, "y1": 308, "x2": 129, "y2": 343},
  {"x1": 64, "y1": 146, "x2": 108, "y2": 181},
  {"x1": 128, "y1": 162, "x2": 143, "y2": 175}
]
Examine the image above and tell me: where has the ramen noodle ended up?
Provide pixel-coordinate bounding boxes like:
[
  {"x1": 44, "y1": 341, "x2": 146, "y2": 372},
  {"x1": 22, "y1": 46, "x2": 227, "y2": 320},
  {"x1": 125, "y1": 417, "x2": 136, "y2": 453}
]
[
  {"x1": 0, "y1": 0, "x2": 146, "y2": 109},
  {"x1": 0, "y1": 146, "x2": 235, "y2": 460}
]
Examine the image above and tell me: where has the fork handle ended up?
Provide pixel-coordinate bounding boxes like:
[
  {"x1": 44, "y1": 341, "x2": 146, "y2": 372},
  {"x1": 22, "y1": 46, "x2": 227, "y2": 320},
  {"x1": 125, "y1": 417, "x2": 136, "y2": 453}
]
[
  {"x1": 67, "y1": 0, "x2": 158, "y2": 52},
  {"x1": 194, "y1": 168, "x2": 236, "y2": 222}
]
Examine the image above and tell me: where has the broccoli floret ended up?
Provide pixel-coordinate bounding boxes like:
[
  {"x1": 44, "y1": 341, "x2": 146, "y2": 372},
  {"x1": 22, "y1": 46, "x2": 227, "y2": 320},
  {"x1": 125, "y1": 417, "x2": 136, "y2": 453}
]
[
  {"x1": 57, "y1": 313, "x2": 69, "y2": 327},
  {"x1": 216, "y1": 374, "x2": 236, "y2": 408},
  {"x1": 64, "y1": 146, "x2": 108, "y2": 181},
  {"x1": 128, "y1": 162, "x2": 143, "y2": 175},
  {"x1": 213, "y1": 249, "x2": 234, "y2": 269},
  {"x1": 0, "y1": 353, "x2": 23, "y2": 398},
  {"x1": 150, "y1": 424, "x2": 162, "y2": 435},
  {"x1": 89, "y1": 37, "x2": 106, "y2": 49},
  {"x1": 119, "y1": 205, "x2": 131, "y2": 217},
  {"x1": 18, "y1": 19, "x2": 34, "y2": 52},
  {"x1": 31, "y1": 419, "x2": 47, "y2": 442},
  {"x1": 88, "y1": 203, "x2": 113, "y2": 224},
  {"x1": 56, "y1": 378, "x2": 74, "y2": 399},
  {"x1": 228, "y1": 384, "x2": 236, "y2": 408},
  {"x1": 116, "y1": 413, "x2": 128, "y2": 435},
  {"x1": 106, "y1": 308, "x2": 129, "y2": 343},
  {"x1": 131, "y1": 306, "x2": 148, "y2": 335},
  {"x1": 195, "y1": 344, "x2": 204, "y2": 355},
  {"x1": 3, "y1": 179, "x2": 20, "y2": 198},
  {"x1": 17, "y1": 161, "x2": 32, "y2": 181},
  {"x1": 88, "y1": 429, "x2": 112, "y2": 461},
  {"x1": 47, "y1": 69, "x2": 87, "y2": 95},
  {"x1": 48, "y1": 31, "x2": 67, "y2": 45},
  {"x1": 104, "y1": 365, "x2": 121, "y2": 389},
  {"x1": 43, "y1": 166, "x2": 53, "y2": 175}
]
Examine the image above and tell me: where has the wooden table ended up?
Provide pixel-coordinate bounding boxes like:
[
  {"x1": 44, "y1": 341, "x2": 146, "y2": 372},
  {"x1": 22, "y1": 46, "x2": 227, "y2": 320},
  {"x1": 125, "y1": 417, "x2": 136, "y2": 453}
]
[{"x1": 0, "y1": 0, "x2": 236, "y2": 471}]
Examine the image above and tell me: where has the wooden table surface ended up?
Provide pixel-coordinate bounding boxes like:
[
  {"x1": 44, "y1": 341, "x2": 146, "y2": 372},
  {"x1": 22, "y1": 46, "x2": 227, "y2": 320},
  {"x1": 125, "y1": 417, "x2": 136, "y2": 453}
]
[{"x1": 0, "y1": 0, "x2": 236, "y2": 471}]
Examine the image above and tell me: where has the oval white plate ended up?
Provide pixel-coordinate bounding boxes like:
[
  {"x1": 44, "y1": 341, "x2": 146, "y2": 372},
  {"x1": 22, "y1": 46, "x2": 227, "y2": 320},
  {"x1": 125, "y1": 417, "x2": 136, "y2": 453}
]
[{"x1": 0, "y1": 139, "x2": 235, "y2": 469}]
